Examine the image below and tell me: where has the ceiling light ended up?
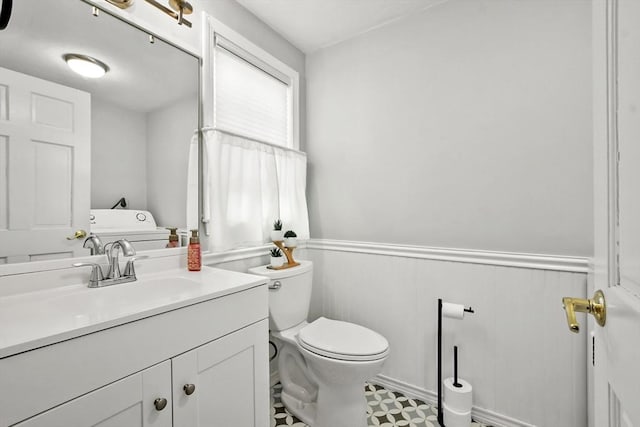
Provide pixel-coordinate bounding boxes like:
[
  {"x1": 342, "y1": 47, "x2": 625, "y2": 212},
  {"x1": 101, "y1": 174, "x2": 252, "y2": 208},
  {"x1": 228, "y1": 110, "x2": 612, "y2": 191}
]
[{"x1": 63, "y1": 54, "x2": 109, "y2": 78}]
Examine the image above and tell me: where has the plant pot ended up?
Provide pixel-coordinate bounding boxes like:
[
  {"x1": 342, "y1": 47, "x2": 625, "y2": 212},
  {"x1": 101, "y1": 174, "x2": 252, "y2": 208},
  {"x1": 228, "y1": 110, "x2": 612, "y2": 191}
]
[
  {"x1": 270, "y1": 256, "x2": 285, "y2": 268},
  {"x1": 270, "y1": 230, "x2": 285, "y2": 242},
  {"x1": 284, "y1": 237, "x2": 297, "y2": 248}
]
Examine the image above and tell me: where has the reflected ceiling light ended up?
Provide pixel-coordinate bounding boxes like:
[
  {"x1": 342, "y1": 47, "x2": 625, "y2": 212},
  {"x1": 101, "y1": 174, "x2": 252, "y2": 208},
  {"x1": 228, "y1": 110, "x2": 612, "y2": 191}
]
[{"x1": 63, "y1": 53, "x2": 109, "y2": 78}]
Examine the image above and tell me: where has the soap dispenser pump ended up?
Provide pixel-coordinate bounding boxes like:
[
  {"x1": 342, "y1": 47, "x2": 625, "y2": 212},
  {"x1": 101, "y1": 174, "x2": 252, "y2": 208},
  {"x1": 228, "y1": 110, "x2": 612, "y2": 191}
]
[
  {"x1": 166, "y1": 227, "x2": 179, "y2": 248},
  {"x1": 188, "y1": 229, "x2": 201, "y2": 271}
]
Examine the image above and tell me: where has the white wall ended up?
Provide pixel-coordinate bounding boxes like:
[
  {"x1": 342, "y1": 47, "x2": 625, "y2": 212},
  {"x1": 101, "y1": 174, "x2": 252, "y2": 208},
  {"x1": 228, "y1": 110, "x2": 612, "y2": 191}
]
[
  {"x1": 306, "y1": 0, "x2": 592, "y2": 256},
  {"x1": 146, "y1": 96, "x2": 198, "y2": 228},
  {"x1": 299, "y1": 245, "x2": 587, "y2": 427},
  {"x1": 301, "y1": 1, "x2": 593, "y2": 426},
  {"x1": 210, "y1": 244, "x2": 589, "y2": 427},
  {"x1": 91, "y1": 95, "x2": 197, "y2": 228},
  {"x1": 91, "y1": 97, "x2": 147, "y2": 210}
]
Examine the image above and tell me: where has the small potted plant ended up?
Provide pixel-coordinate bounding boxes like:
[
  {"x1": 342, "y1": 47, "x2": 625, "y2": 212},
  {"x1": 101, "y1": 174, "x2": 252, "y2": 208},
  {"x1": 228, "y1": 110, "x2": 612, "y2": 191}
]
[
  {"x1": 270, "y1": 247, "x2": 284, "y2": 268},
  {"x1": 283, "y1": 230, "x2": 297, "y2": 248},
  {"x1": 270, "y1": 219, "x2": 284, "y2": 242}
]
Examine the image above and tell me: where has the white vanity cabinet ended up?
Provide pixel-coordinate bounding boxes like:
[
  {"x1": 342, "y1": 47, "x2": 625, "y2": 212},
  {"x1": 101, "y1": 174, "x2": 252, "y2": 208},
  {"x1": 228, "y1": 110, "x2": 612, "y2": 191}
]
[
  {"x1": 14, "y1": 361, "x2": 173, "y2": 427},
  {"x1": 0, "y1": 268, "x2": 269, "y2": 427},
  {"x1": 13, "y1": 320, "x2": 268, "y2": 427},
  {"x1": 172, "y1": 320, "x2": 268, "y2": 426}
]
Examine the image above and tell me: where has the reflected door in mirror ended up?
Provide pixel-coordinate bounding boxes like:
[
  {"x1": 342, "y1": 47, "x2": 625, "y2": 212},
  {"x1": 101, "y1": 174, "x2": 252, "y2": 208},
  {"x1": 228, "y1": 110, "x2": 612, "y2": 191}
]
[{"x1": 0, "y1": 67, "x2": 90, "y2": 264}]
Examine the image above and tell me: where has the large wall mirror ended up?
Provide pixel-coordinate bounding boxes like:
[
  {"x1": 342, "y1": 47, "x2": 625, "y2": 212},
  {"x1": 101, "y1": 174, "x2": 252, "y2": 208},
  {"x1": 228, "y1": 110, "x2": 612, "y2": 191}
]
[{"x1": 0, "y1": 0, "x2": 200, "y2": 264}]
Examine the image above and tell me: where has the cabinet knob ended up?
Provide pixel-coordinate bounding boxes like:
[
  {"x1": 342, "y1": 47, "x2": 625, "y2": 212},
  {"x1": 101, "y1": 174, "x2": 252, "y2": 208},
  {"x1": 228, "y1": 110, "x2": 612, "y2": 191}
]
[
  {"x1": 154, "y1": 397, "x2": 168, "y2": 411},
  {"x1": 183, "y1": 383, "x2": 196, "y2": 395}
]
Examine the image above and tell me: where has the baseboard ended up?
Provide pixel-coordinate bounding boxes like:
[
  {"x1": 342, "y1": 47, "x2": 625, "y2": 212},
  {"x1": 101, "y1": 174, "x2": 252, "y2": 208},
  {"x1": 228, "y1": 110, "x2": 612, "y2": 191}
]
[{"x1": 372, "y1": 374, "x2": 537, "y2": 427}]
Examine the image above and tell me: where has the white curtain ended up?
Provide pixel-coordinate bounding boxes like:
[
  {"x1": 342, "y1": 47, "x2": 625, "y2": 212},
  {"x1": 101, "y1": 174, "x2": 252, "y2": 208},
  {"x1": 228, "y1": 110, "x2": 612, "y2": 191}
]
[
  {"x1": 186, "y1": 132, "x2": 199, "y2": 232},
  {"x1": 192, "y1": 129, "x2": 309, "y2": 251}
]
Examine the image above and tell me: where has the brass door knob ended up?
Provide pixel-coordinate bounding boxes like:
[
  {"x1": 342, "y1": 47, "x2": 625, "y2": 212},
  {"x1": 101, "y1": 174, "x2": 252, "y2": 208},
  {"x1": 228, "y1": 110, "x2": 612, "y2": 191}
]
[
  {"x1": 66, "y1": 230, "x2": 87, "y2": 240},
  {"x1": 562, "y1": 289, "x2": 606, "y2": 333},
  {"x1": 183, "y1": 383, "x2": 196, "y2": 395},
  {"x1": 154, "y1": 397, "x2": 168, "y2": 411}
]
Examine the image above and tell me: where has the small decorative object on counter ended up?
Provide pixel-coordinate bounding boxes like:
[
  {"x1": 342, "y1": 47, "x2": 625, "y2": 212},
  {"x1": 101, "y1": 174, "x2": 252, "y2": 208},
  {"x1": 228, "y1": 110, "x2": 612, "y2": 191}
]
[
  {"x1": 283, "y1": 230, "x2": 297, "y2": 248},
  {"x1": 166, "y1": 227, "x2": 180, "y2": 248},
  {"x1": 187, "y1": 229, "x2": 201, "y2": 271},
  {"x1": 271, "y1": 219, "x2": 284, "y2": 242},
  {"x1": 270, "y1": 247, "x2": 284, "y2": 268}
]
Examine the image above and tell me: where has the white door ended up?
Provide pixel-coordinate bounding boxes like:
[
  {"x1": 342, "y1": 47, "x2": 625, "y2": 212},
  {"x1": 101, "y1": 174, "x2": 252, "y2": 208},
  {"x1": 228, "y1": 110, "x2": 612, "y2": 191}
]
[
  {"x1": 14, "y1": 361, "x2": 172, "y2": 427},
  {"x1": 0, "y1": 66, "x2": 90, "y2": 263},
  {"x1": 171, "y1": 319, "x2": 270, "y2": 427},
  {"x1": 591, "y1": 1, "x2": 640, "y2": 426}
]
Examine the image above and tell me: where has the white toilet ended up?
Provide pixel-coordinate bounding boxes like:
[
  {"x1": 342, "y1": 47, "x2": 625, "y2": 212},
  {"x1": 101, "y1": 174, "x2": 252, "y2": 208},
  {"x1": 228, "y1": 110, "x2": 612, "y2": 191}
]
[{"x1": 248, "y1": 260, "x2": 389, "y2": 427}]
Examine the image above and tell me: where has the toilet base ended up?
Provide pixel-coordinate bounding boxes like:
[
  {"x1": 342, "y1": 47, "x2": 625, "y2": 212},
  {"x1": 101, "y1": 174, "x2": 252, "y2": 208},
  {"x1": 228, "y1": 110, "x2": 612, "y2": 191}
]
[
  {"x1": 281, "y1": 383, "x2": 368, "y2": 427},
  {"x1": 281, "y1": 389, "x2": 316, "y2": 426},
  {"x1": 314, "y1": 382, "x2": 369, "y2": 427}
]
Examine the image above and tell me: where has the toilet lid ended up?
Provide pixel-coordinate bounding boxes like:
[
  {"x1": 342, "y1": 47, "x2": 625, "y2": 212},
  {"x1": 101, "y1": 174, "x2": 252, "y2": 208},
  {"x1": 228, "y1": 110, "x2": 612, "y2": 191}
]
[{"x1": 297, "y1": 317, "x2": 389, "y2": 361}]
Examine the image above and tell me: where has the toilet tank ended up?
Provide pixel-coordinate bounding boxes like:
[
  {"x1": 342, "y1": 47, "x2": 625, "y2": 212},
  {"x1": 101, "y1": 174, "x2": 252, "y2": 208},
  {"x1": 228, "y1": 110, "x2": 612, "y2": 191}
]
[{"x1": 248, "y1": 260, "x2": 313, "y2": 331}]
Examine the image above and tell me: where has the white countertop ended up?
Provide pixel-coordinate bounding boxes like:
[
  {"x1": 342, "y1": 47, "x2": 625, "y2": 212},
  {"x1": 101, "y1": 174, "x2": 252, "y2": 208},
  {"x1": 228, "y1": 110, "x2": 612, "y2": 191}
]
[{"x1": 0, "y1": 266, "x2": 267, "y2": 358}]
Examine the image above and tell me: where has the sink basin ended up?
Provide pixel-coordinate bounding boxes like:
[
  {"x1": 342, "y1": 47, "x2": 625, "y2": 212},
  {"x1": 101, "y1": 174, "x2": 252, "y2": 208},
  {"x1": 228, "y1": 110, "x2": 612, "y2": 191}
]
[{"x1": 0, "y1": 266, "x2": 267, "y2": 358}]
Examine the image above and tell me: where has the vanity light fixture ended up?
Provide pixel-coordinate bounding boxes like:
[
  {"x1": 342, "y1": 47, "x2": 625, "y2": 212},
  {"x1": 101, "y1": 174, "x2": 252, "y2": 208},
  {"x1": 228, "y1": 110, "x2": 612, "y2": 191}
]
[
  {"x1": 63, "y1": 53, "x2": 109, "y2": 78},
  {"x1": 105, "y1": 0, "x2": 134, "y2": 9},
  {"x1": 0, "y1": 0, "x2": 12, "y2": 30},
  {"x1": 144, "y1": 0, "x2": 193, "y2": 27}
]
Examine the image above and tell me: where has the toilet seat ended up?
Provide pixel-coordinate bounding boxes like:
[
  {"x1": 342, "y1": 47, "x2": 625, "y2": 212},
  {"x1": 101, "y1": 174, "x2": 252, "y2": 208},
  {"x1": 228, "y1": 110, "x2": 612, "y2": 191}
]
[{"x1": 297, "y1": 317, "x2": 389, "y2": 362}]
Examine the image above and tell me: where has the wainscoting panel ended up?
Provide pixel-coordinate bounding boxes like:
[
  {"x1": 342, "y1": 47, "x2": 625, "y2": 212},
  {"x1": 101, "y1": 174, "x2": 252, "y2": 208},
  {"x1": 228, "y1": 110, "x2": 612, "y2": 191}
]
[{"x1": 296, "y1": 244, "x2": 588, "y2": 427}]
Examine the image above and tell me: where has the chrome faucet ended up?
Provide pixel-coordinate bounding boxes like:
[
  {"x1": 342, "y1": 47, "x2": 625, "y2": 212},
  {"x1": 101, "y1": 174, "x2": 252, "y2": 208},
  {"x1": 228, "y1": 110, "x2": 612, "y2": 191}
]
[
  {"x1": 105, "y1": 239, "x2": 136, "y2": 279},
  {"x1": 73, "y1": 239, "x2": 144, "y2": 288},
  {"x1": 83, "y1": 234, "x2": 104, "y2": 255}
]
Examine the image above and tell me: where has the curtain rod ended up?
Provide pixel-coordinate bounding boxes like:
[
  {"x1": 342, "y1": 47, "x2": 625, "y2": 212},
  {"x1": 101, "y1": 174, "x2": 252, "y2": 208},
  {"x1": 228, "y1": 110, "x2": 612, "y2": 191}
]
[{"x1": 201, "y1": 127, "x2": 306, "y2": 156}]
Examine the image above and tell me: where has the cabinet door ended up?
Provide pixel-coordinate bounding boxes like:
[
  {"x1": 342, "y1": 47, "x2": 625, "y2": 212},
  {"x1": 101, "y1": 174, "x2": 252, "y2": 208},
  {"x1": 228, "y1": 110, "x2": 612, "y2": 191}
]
[
  {"x1": 15, "y1": 361, "x2": 172, "y2": 427},
  {"x1": 172, "y1": 319, "x2": 269, "y2": 427}
]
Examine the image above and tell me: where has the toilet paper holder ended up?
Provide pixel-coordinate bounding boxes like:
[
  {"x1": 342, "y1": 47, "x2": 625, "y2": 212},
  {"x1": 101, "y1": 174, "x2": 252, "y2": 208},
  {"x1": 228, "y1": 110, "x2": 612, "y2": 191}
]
[{"x1": 437, "y1": 299, "x2": 474, "y2": 427}]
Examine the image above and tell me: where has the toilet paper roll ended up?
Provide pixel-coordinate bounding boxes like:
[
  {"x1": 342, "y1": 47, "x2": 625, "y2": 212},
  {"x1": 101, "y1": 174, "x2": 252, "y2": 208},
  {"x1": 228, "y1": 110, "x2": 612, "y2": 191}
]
[
  {"x1": 443, "y1": 402, "x2": 472, "y2": 427},
  {"x1": 442, "y1": 302, "x2": 466, "y2": 319},
  {"x1": 443, "y1": 377, "x2": 473, "y2": 412}
]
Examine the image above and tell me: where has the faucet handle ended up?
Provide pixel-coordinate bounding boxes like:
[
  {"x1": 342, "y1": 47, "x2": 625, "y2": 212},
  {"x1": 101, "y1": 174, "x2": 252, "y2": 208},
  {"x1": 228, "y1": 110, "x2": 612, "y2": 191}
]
[
  {"x1": 123, "y1": 256, "x2": 148, "y2": 278},
  {"x1": 73, "y1": 262, "x2": 105, "y2": 288}
]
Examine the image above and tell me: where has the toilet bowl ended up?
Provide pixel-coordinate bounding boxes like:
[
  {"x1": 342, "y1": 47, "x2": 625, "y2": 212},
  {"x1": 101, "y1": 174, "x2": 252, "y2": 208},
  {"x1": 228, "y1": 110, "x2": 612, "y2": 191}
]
[{"x1": 248, "y1": 261, "x2": 389, "y2": 427}]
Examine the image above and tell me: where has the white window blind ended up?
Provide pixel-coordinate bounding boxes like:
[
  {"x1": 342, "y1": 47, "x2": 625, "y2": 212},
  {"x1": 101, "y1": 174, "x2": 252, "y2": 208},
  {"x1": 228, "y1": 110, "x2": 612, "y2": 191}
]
[{"x1": 214, "y1": 38, "x2": 291, "y2": 147}]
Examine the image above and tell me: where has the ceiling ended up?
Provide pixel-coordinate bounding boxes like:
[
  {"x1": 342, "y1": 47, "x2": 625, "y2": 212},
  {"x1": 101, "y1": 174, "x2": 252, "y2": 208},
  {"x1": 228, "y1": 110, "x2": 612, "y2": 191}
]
[
  {"x1": 0, "y1": 0, "x2": 198, "y2": 112},
  {"x1": 234, "y1": 0, "x2": 450, "y2": 54}
]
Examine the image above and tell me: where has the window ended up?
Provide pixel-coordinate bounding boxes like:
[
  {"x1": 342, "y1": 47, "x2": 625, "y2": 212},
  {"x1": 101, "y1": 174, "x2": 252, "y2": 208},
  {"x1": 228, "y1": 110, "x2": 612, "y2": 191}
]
[
  {"x1": 194, "y1": 16, "x2": 308, "y2": 251},
  {"x1": 214, "y1": 36, "x2": 292, "y2": 148},
  {"x1": 202, "y1": 21, "x2": 300, "y2": 149}
]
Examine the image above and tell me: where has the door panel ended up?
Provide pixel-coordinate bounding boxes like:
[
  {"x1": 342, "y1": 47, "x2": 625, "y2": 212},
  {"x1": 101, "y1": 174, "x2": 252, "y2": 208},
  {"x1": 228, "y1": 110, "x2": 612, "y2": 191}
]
[
  {"x1": 594, "y1": 287, "x2": 640, "y2": 426},
  {"x1": 0, "y1": 66, "x2": 90, "y2": 263},
  {"x1": 592, "y1": 0, "x2": 640, "y2": 426},
  {"x1": 617, "y1": 0, "x2": 640, "y2": 296}
]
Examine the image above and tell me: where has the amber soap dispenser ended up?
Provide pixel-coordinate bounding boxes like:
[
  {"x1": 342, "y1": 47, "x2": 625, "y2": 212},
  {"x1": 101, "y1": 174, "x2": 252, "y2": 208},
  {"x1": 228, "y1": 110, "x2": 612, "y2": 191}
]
[
  {"x1": 188, "y1": 229, "x2": 201, "y2": 271},
  {"x1": 166, "y1": 227, "x2": 179, "y2": 248}
]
